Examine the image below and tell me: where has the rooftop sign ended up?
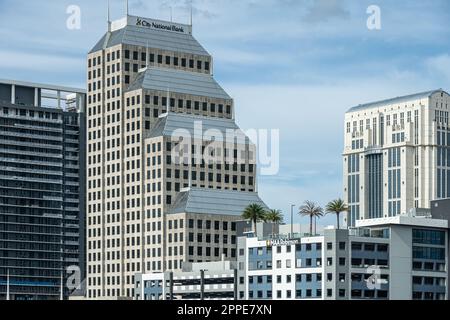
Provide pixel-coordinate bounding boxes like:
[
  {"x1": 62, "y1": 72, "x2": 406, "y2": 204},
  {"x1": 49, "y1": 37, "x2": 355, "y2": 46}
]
[
  {"x1": 132, "y1": 16, "x2": 191, "y2": 34},
  {"x1": 266, "y1": 239, "x2": 299, "y2": 247},
  {"x1": 110, "y1": 16, "x2": 193, "y2": 35}
]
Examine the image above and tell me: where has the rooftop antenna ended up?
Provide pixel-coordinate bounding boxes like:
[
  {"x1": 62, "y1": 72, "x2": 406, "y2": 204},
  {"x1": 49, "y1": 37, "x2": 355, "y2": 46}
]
[
  {"x1": 107, "y1": 0, "x2": 111, "y2": 32},
  {"x1": 170, "y1": 6, "x2": 173, "y2": 22},
  {"x1": 190, "y1": 2, "x2": 193, "y2": 27},
  {"x1": 126, "y1": 0, "x2": 129, "y2": 16}
]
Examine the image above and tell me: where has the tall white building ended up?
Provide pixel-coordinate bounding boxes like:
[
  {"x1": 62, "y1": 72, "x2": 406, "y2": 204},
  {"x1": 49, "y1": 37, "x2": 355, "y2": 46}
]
[
  {"x1": 343, "y1": 90, "x2": 450, "y2": 226},
  {"x1": 86, "y1": 12, "x2": 263, "y2": 300}
]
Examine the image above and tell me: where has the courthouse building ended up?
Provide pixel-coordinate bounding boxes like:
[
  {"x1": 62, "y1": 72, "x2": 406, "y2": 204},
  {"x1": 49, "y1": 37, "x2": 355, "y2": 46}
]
[{"x1": 343, "y1": 90, "x2": 450, "y2": 226}]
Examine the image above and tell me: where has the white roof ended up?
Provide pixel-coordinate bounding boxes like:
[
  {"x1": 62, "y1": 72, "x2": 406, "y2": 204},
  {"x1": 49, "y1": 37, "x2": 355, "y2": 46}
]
[{"x1": 356, "y1": 216, "x2": 448, "y2": 229}]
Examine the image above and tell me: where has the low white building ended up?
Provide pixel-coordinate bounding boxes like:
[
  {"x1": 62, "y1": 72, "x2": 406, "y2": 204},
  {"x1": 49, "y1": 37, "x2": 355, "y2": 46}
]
[
  {"x1": 135, "y1": 256, "x2": 238, "y2": 300},
  {"x1": 237, "y1": 213, "x2": 448, "y2": 300}
]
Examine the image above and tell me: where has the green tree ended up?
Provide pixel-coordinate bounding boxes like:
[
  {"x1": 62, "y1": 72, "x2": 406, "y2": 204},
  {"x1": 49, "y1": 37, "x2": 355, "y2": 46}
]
[
  {"x1": 242, "y1": 203, "x2": 266, "y2": 233},
  {"x1": 299, "y1": 201, "x2": 323, "y2": 236},
  {"x1": 326, "y1": 199, "x2": 348, "y2": 230},
  {"x1": 264, "y1": 209, "x2": 284, "y2": 235}
]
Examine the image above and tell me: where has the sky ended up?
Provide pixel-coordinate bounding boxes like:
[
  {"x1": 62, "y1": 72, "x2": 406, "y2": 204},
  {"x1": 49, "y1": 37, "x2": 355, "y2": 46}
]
[{"x1": 0, "y1": 0, "x2": 449, "y2": 227}]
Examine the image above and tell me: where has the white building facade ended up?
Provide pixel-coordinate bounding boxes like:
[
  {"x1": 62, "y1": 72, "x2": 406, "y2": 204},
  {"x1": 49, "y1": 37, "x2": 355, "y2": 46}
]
[
  {"x1": 134, "y1": 258, "x2": 238, "y2": 300},
  {"x1": 343, "y1": 90, "x2": 450, "y2": 226},
  {"x1": 238, "y1": 215, "x2": 448, "y2": 300}
]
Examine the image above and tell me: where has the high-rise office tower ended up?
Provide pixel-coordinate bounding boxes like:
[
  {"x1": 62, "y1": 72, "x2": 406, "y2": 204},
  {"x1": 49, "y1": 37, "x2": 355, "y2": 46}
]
[
  {"x1": 86, "y1": 13, "x2": 264, "y2": 299},
  {"x1": 343, "y1": 90, "x2": 450, "y2": 226},
  {"x1": 0, "y1": 79, "x2": 86, "y2": 300}
]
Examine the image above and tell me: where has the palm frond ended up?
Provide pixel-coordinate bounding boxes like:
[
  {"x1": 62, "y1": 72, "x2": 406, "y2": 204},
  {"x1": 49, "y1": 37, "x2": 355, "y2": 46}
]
[
  {"x1": 264, "y1": 209, "x2": 283, "y2": 224},
  {"x1": 299, "y1": 200, "x2": 323, "y2": 218},
  {"x1": 325, "y1": 199, "x2": 348, "y2": 214}
]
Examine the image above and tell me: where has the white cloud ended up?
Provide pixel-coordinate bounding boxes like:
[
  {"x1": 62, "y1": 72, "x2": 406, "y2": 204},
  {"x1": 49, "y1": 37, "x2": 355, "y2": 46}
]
[
  {"x1": 303, "y1": 0, "x2": 350, "y2": 23},
  {"x1": 210, "y1": 47, "x2": 294, "y2": 66},
  {"x1": 425, "y1": 54, "x2": 450, "y2": 83},
  {"x1": 0, "y1": 50, "x2": 83, "y2": 73}
]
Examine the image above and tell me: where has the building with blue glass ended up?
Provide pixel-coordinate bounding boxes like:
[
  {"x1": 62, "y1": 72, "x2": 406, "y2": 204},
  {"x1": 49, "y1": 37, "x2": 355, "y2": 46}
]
[
  {"x1": 238, "y1": 213, "x2": 448, "y2": 300},
  {"x1": 0, "y1": 79, "x2": 86, "y2": 300}
]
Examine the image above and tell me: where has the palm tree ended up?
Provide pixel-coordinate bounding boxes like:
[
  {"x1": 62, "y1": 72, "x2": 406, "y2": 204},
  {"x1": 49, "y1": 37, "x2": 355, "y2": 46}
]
[
  {"x1": 242, "y1": 203, "x2": 266, "y2": 233},
  {"x1": 264, "y1": 209, "x2": 284, "y2": 236},
  {"x1": 299, "y1": 201, "x2": 323, "y2": 236},
  {"x1": 326, "y1": 199, "x2": 348, "y2": 230}
]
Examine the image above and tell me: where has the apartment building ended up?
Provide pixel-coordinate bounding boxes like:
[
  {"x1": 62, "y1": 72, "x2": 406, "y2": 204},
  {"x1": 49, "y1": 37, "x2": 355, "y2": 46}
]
[
  {"x1": 343, "y1": 90, "x2": 450, "y2": 226},
  {"x1": 0, "y1": 79, "x2": 86, "y2": 300},
  {"x1": 86, "y1": 14, "x2": 263, "y2": 299}
]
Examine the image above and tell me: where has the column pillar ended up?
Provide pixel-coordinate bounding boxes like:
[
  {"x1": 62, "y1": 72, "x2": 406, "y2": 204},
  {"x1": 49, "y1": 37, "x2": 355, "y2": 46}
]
[
  {"x1": 11, "y1": 84, "x2": 15, "y2": 104},
  {"x1": 34, "y1": 87, "x2": 39, "y2": 106}
]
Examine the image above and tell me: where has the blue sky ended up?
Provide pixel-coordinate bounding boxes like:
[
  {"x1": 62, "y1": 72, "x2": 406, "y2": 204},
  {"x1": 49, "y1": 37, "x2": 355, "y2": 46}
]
[{"x1": 1, "y1": 0, "x2": 450, "y2": 227}]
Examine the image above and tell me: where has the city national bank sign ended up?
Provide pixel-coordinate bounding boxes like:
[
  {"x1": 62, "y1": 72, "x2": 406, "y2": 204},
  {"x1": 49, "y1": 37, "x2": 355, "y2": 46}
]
[
  {"x1": 266, "y1": 239, "x2": 299, "y2": 247},
  {"x1": 135, "y1": 17, "x2": 187, "y2": 34}
]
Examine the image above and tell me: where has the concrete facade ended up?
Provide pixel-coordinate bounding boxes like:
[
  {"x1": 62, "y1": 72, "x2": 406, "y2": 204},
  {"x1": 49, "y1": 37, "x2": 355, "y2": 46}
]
[
  {"x1": 343, "y1": 90, "x2": 450, "y2": 226},
  {"x1": 238, "y1": 215, "x2": 448, "y2": 300},
  {"x1": 86, "y1": 15, "x2": 263, "y2": 299},
  {"x1": 135, "y1": 258, "x2": 238, "y2": 300}
]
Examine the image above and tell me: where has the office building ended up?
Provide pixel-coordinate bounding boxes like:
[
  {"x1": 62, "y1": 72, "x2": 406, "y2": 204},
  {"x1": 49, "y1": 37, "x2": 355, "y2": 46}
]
[
  {"x1": 0, "y1": 79, "x2": 86, "y2": 300},
  {"x1": 165, "y1": 188, "x2": 266, "y2": 270},
  {"x1": 86, "y1": 13, "x2": 263, "y2": 299},
  {"x1": 134, "y1": 257, "x2": 238, "y2": 300},
  {"x1": 343, "y1": 89, "x2": 450, "y2": 226},
  {"x1": 238, "y1": 213, "x2": 448, "y2": 300}
]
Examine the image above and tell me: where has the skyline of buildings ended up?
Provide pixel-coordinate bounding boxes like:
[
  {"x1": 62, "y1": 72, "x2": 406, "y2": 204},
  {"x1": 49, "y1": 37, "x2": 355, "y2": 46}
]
[
  {"x1": 0, "y1": 4, "x2": 450, "y2": 301},
  {"x1": 2, "y1": 1, "x2": 450, "y2": 227}
]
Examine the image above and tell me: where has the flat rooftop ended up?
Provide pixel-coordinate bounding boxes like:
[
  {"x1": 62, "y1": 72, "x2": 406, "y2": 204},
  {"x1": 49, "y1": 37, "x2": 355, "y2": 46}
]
[
  {"x1": 347, "y1": 89, "x2": 448, "y2": 113},
  {"x1": 0, "y1": 78, "x2": 85, "y2": 94},
  {"x1": 355, "y1": 215, "x2": 448, "y2": 229}
]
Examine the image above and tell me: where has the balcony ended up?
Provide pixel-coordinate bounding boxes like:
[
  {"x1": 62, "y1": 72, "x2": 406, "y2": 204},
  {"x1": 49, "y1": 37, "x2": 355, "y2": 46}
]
[
  {"x1": 0, "y1": 174, "x2": 63, "y2": 184},
  {"x1": 349, "y1": 228, "x2": 390, "y2": 239},
  {"x1": 364, "y1": 145, "x2": 383, "y2": 155},
  {"x1": 0, "y1": 130, "x2": 63, "y2": 142},
  {"x1": 0, "y1": 148, "x2": 63, "y2": 159},
  {"x1": 0, "y1": 139, "x2": 63, "y2": 150}
]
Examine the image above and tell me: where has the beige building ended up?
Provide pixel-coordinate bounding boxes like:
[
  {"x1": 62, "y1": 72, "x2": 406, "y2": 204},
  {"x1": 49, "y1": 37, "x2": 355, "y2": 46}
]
[
  {"x1": 343, "y1": 90, "x2": 450, "y2": 227},
  {"x1": 86, "y1": 14, "x2": 265, "y2": 299}
]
